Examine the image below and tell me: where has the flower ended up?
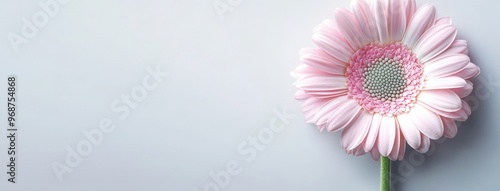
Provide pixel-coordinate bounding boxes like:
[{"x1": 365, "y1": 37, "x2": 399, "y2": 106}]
[{"x1": 292, "y1": 0, "x2": 480, "y2": 161}]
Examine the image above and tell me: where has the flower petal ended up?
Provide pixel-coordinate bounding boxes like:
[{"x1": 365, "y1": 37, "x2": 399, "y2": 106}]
[
  {"x1": 388, "y1": 123, "x2": 402, "y2": 160},
  {"x1": 318, "y1": 124, "x2": 327, "y2": 132},
  {"x1": 305, "y1": 89, "x2": 348, "y2": 96},
  {"x1": 302, "y1": 97, "x2": 332, "y2": 123},
  {"x1": 402, "y1": 4, "x2": 436, "y2": 48},
  {"x1": 424, "y1": 76, "x2": 467, "y2": 90},
  {"x1": 314, "y1": 19, "x2": 336, "y2": 33},
  {"x1": 424, "y1": 54, "x2": 470, "y2": 79},
  {"x1": 462, "y1": 100, "x2": 472, "y2": 116},
  {"x1": 295, "y1": 75, "x2": 347, "y2": 91},
  {"x1": 335, "y1": 8, "x2": 365, "y2": 50},
  {"x1": 435, "y1": 17, "x2": 452, "y2": 25},
  {"x1": 351, "y1": 0, "x2": 379, "y2": 42},
  {"x1": 419, "y1": 101, "x2": 468, "y2": 122},
  {"x1": 398, "y1": 131, "x2": 406, "y2": 160},
  {"x1": 294, "y1": 90, "x2": 308, "y2": 100},
  {"x1": 291, "y1": 64, "x2": 330, "y2": 79},
  {"x1": 300, "y1": 48, "x2": 347, "y2": 75},
  {"x1": 302, "y1": 96, "x2": 327, "y2": 112},
  {"x1": 346, "y1": 145, "x2": 367, "y2": 156},
  {"x1": 403, "y1": 0, "x2": 416, "y2": 26},
  {"x1": 387, "y1": 0, "x2": 406, "y2": 41},
  {"x1": 451, "y1": 80, "x2": 473, "y2": 98},
  {"x1": 364, "y1": 113, "x2": 382, "y2": 152},
  {"x1": 415, "y1": 134, "x2": 430, "y2": 153},
  {"x1": 452, "y1": 110, "x2": 468, "y2": 121},
  {"x1": 313, "y1": 29, "x2": 354, "y2": 62},
  {"x1": 378, "y1": 116, "x2": 396, "y2": 156},
  {"x1": 313, "y1": 96, "x2": 348, "y2": 125},
  {"x1": 396, "y1": 112, "x2": 421, "y2": 149},
  {"x1": 425, "y1": 40, "x2": 468, "y2": 64},
  {"x1": 398, "y1": 144, "x2": 407, "y2": 160},
  {"x1": 409, "y1": 104, "x2": 444, "y2": 140},
  {"x1": 326, "y1": 99, "x2": 362, "y2": 132},
  {"x1": 371, "y1": 141, "x2": 381, "y2": 161},
  {"x1": 451, "y1": 62, "x2": 480, "y2": 80},
  {"x1": 371, "y1": 0, "x2": 389, "y2": 42},
  {"x1": 452, "y1": 40, "x2": 468, "y2": 55},
  {"x1": 413, "y1": 23, "x2": 457, "y2": 63},
  {"x1": 342, "y1": 110, "x2": 373, "y2": 150},
  {"x1": 442, "y1": 117, "x2": 458, "y2": 138},
  {"x1": 418, "y1": 89, "x2": 461, "y2": 112}
]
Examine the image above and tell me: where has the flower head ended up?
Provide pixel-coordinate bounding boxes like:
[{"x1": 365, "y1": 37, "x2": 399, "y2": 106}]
[{"x1": 293, "y1": 0, "x2": 480, "y2": 160}]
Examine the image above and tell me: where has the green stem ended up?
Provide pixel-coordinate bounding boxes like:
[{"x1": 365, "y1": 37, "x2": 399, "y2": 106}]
[{"x1": 381, "y1": 156, "x2": 390, "y2": 191}]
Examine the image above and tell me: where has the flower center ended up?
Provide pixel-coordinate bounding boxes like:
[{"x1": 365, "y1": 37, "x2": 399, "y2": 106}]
[
  {"x1": 363, "y1": 58, "x2": 406, "y2": 102},
  {"x1": 346, "y1": 42, "x2": 423, "y2": 116}
]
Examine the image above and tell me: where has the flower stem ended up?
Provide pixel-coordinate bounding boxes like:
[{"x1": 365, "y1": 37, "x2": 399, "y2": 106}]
[{"x1": 381, "y1": 156, "x2": 390, "y2": 191}]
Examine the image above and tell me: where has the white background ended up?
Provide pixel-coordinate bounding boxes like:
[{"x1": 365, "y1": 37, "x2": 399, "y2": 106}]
[{"x1": 0, "y1": 0, "x2": 499, "y2": 190}]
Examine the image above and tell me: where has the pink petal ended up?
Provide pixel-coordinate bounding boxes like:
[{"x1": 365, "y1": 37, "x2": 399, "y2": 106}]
[
  {"x1": 425, "y1": 40, "x2": 468, "y2": 64},
  {"x1": 415, "y1": 134, "x2": 430, "y2": 153},
  {"x1": 294, "y1": 90, "x2": 308, "y2": 100},
  {"x1": 398, "y1": 131, "x2": 406, "y2": 160},
  {"x1": 387, "y1": 0, "x2": 406, "y2": 41},
  {"x1": 351, "y1": 0, "x2": 379, "y2": 42},
  {"x1": 313, "y1": 96, "x2": 349, "y2": 125},
  {"x1": 377, "y1": 116, "x2": 396, "y2": 156},
  {"x1": 402, "y1": 4, "x2": 436, "y2": 48},
  {"x1": 418, "y1": 89, "x2": 462, "y2": 112},
  {"x1": 435, "y1": 17, "x2": 452, "y2": 25},
  {"x1": 342, "y1": 110, "x2": 373, "y2": 150},
  {"x1": 318, "y1": 124, "x2": 327, "y2": 132},
  {"x1": 300, "y1": 48, "x2": 347, "y2": 75},
  {"x1": 388, "y1": 123, "x2": 401, "y2": 161},
  {"x1": 424, "y1": 54, "x2": 470, "y2": 79},
  {"x1": 363, "y1": 113, "x2": 382, "y2": 152},
  {"x1": 409, "y1": 104, "x2": 444, "y2": 140},
  {"x1": 413, "y1": 23, "x2": 457, "y2": 63},
  {"x1": 302, "y1": 96, "x2": 327, "y2": 112},
  {"x1": 451, "y1": 62, "x2": 480, "y2": 80},
  {"x1": 314, "y1": 19, "x2": 336, "y2": 33},
  {"x1": 424, "y1": 76, "x2": 467, "y2": 90},
  {"x1": 326, "y1": 99, "x2": 362, "y2": 132},
  {"x1": 295, "y1": 75, "x2": 347, "y2": 91},
  {"x1": 448, "y1": 40, "x2": 468, "y2": 55},
  {"x1": 451, "y1": 80, "x2": 473, "y2": 98},
  {"x1": 396, "y1": 112, "x2": 421, "y2": 149},
  {"x1": 346, "y1": 145, "x2": 366, "y2": 156},
  {"x1": 371, "y1": 141, "x2": 381, "y2": 161},
  {"x1": 419, "y1": 101, "x2": 468, "y2": 122},
  {"x1": 462, "y1": 100, "x2": 472, "y2": 116},
  {"x1": 371, "y1": 0, "x2": 389, "y2": 42},
  {"x1": 353, "y1": 146, "x2": 366, "y2": 156},
  {"x1": 291, "y1": 64, "x2": 330, "y2": 79},
  {"x1": 442, "y1": 117, "x2": 458, "y2": 138},
  {"x1": 403, "y1": 0, "x2": 416, "y2": 26},
  {"x1": 335, "y1": 8, "x2": 364, "y2": 50},
  {"x1": 302, "y1": 97, "x2": 332, "y2": 123},
  {"x1": 305, "y1": 89, "x2": 348, "y2": 97},
  {"x1": 452, "y1": 110, "x2": 468, "y2": 121},
  {"x1": 313, "y1": 29, "x2": 354, "y2": 62}
]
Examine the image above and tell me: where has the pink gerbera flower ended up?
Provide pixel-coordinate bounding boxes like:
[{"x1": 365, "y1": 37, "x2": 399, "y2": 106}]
[{"x1": 293, "y1": 0, "x2": 480, "y2": 161}]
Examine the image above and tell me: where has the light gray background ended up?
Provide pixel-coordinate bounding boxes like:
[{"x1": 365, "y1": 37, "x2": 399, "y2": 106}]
[{"x1": 0, "y1": 0, "x2": 498, "y2": 190}]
